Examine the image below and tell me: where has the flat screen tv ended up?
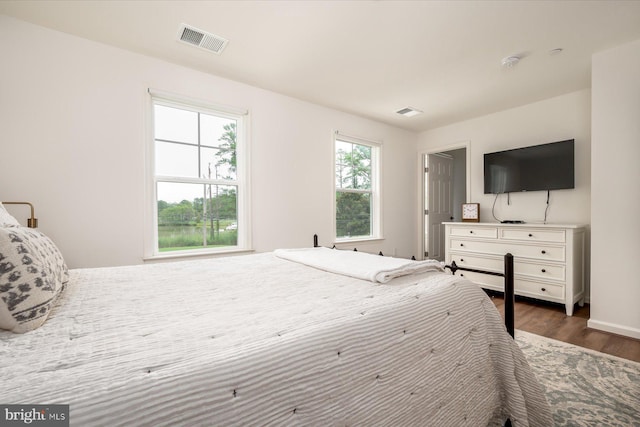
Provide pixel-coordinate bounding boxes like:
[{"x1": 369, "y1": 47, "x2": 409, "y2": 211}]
[{"x1": 484, "y1": 139, "x2": 574, "y2": 194}]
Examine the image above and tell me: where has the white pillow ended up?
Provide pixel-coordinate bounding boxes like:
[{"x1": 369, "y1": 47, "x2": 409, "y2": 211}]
[
  {"x1": 0, "y1": 227, "x2": 68, "y2": 333},
  {"x1": 0, "y1": 203, "x2": 21, "y2": 227}
]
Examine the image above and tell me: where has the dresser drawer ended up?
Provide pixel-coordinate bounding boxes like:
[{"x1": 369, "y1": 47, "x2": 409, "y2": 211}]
[
  {"x1": 449, "y1": 226, "x2": 497, "y2": 239},
  {"x1": 516, "y1": 261, "x2": 565, "y2": 281},
  {"x1": 450, "y1": 253, "x2": 565, "y2": 281},
  {"x1": 500, "y1": 228, "x2": 565, "y2": 243},
  {"x1": 449, "y1": 254, "x2": 503, "y2": 272},
  {"x1": 453, "y1": 270, "x2": 564, "y2": 302},
  {"x1": 450, "y1": 239, "x2": 565, "y2": 262},
  {"x1": 517, "y1": 279, "x2": 564, "y2": 300},
  {"x1": 451, "y1": 269, "x2": 501, "y2": 289}
]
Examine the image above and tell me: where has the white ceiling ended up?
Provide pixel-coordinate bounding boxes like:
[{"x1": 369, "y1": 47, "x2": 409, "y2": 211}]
[{"x1": 2, "y1": 0, "x2": 640, "y2": 132}]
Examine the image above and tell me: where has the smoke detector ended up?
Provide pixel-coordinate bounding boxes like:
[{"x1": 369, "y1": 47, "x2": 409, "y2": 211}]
[
  {"x1": 177, "y1": 24, "x2": 229, "y2": 55},
  {"x1": 501, "y1": 55, "x2": 521, "y2": 68}
]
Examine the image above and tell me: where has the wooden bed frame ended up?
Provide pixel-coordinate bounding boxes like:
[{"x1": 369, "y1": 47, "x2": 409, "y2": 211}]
[{"x1": 313, "y1": 234, "x2": 515, "y2": 338}]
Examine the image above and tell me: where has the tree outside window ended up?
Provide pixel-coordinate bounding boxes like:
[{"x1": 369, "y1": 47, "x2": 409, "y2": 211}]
[{"x1": 335, "y1": 137, "x2": 379, "y2": 240}]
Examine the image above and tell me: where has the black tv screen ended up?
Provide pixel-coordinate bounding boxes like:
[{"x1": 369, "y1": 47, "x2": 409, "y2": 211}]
[{"x1": 484, "y1": 139, "x2": 575, "y2": 194}]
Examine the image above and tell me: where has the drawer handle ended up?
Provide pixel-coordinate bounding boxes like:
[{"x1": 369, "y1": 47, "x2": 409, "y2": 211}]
[
  {"x1": 541, "y1": 287, "x2": 546, "y2": 292},
  {"x1": 469, "y1": 230, "x2": 474, "y2": 234},
  {"x1": 541, "y1": 250, "x2": 546, "y2": 254},
  {"x1": 460, "y1": 258, "x2": 464, "y2": 262},
  {"x1": 528, "y1": 233, "x2": 533, "y2": 237},
  {"x1": 541, "y1": 269, "x2": 546, "y2": 273},
  {"x1": 460, "y1": 243, "x2": 464, "y2": 247}
]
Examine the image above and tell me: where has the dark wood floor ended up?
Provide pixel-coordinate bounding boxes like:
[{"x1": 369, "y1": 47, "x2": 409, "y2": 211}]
[{"x1": 488, "y1": 292, "x2": 640, "y2": 363}]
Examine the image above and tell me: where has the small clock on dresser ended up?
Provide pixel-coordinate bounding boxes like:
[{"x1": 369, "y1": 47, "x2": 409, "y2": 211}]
[{"x1": 462, "y1": 203, "x2": 480, "y2": 222}]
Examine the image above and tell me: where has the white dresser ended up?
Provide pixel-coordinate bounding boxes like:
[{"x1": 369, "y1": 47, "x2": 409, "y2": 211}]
[{"x1": 444, "y1": 222, "x2": 585, "y2": 315}]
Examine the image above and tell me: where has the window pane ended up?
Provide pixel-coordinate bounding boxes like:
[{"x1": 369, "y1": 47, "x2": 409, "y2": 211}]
[
  {"x1": 201, "y1": 114, "x2": 236, "y2": 148},
  {"x1": 200, "y1": 146, "x2": 236, "y2": 181},
  {"x1": 203, "y1": 117, "x2": 237, "y2": 179},
  {"x1": 336, "y1": 191, "x2": 371, "y2": 238},
  {"x1": 335, "y1": 141, "x2": 351, "y2": 188},
  {"x1": 203, "y1": 185, "x2": 238, "y2": 247},
  {"x1": 351, "y1": 144, "x2": 371, "y2": 189},
  {"x1": 155, "y1": 141, "x2": 200, "y2": 178},
  {"x1": 154, "y1": 105, "x2": 198, "y2": 144},
  {"x1": 335, "y1": 140, "x2": 371, "y2": 190},
  {"x1": 157, "y1": 182, "x2": 237, "y2": 251}
]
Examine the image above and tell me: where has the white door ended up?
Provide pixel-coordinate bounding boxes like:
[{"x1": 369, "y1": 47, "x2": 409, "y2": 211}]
[{"x1": 425, "y1": 154, "x2": 453, "y2": 261}]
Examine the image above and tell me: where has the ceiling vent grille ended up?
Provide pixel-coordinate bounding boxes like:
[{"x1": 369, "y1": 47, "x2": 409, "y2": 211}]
[
  {"x1": 177, "y1": 24, "x2": 228, "y2": 55},
  {"x1": 396, "y1": 107, "x2": 423, "y2": 117}
]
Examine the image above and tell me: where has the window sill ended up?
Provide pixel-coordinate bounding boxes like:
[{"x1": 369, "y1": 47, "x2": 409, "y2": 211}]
[
  {"x1": 144, "y1": 248, "x2": 255, "y2": 262},
  {"x1": 333, "y1": 237, "x2": 384, "y2": 246}
]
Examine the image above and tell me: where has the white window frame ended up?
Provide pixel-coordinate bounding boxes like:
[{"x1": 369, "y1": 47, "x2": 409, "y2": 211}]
[
  {"x1": 333, "y1": 131, "x2": 382, "y2": 243},
  {"x1": 145, "y1": 89, "x2": 251, "y2": 259}
]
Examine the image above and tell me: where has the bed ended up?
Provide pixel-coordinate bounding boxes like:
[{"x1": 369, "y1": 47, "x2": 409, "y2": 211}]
[{"x1": 0, "y1": 203, "x2": 551, "y2": 426}]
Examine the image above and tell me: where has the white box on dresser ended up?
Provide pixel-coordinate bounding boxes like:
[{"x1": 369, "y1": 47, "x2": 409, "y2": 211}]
[{"x1": 444, "y1": 222, "x2": 586, "y2": 316}]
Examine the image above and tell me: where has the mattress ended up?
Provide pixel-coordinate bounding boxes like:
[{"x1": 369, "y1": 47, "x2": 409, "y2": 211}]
[{"x1": 0, "y1": 252, "x2": 551, "y2": 426}]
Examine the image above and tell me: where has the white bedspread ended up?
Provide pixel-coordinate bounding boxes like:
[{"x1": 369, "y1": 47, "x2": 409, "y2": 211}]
[
  {"x1": 275, "y1": 247, "x2": 444, "y2": 283},
  {"x1": 0, "y1": 252, "x2": 551, "y2": 426}
]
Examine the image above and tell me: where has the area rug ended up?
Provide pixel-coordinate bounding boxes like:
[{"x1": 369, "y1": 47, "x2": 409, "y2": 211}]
[{"x1": 516, "y1": 330, "x2": 640, "y2": 426}]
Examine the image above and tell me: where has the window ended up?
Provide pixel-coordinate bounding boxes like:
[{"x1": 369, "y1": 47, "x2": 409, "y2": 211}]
[
  {"x1": 149, "y1": 92, "x2": 248, "y2": 256},
  {"x1": 334, "y1": 132, "x2": 381, "y2": 241}
]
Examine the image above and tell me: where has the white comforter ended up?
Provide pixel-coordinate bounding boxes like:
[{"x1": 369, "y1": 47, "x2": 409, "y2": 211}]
[{"x1": 0, "y1": 252, "x2": 551, "y2": 426}]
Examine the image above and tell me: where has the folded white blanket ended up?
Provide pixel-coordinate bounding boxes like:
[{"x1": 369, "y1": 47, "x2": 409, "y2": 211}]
[{"x1": 274, "y1": 247, "x2": 444, "y2": 283}]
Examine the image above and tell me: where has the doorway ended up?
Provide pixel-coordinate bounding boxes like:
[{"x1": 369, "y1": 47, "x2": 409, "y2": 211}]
[{"x1": 423, "y1": 146, "x2": 468, "y2": 261}]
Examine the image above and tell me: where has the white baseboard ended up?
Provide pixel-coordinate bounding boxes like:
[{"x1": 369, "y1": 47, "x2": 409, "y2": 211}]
[{"x1": 587, "y1": 319, "x2": 640, "y2": 340}]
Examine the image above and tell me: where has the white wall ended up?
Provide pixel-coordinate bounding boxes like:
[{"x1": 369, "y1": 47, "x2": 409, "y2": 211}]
[
  {"x1": 417, "y1": 90, "x2": 592, "y2": 296},
  {"x1": 0, "y1": 16, "x2": 419, "y2": 268},
  {"x1": 417, "y1": 90, "x2": 591, "y2": 226},
  {"x1": 590, "y1": 39, "x2": 640, "y2": 339}
]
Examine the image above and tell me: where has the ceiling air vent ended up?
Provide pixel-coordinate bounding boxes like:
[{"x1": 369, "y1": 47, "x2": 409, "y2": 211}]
[
  {"x1": 177, "y1": 24, "x2": 229, "y2": 55},
  {"x1": 396, "y1": 107, "x2": 423, "y2": 117}
]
